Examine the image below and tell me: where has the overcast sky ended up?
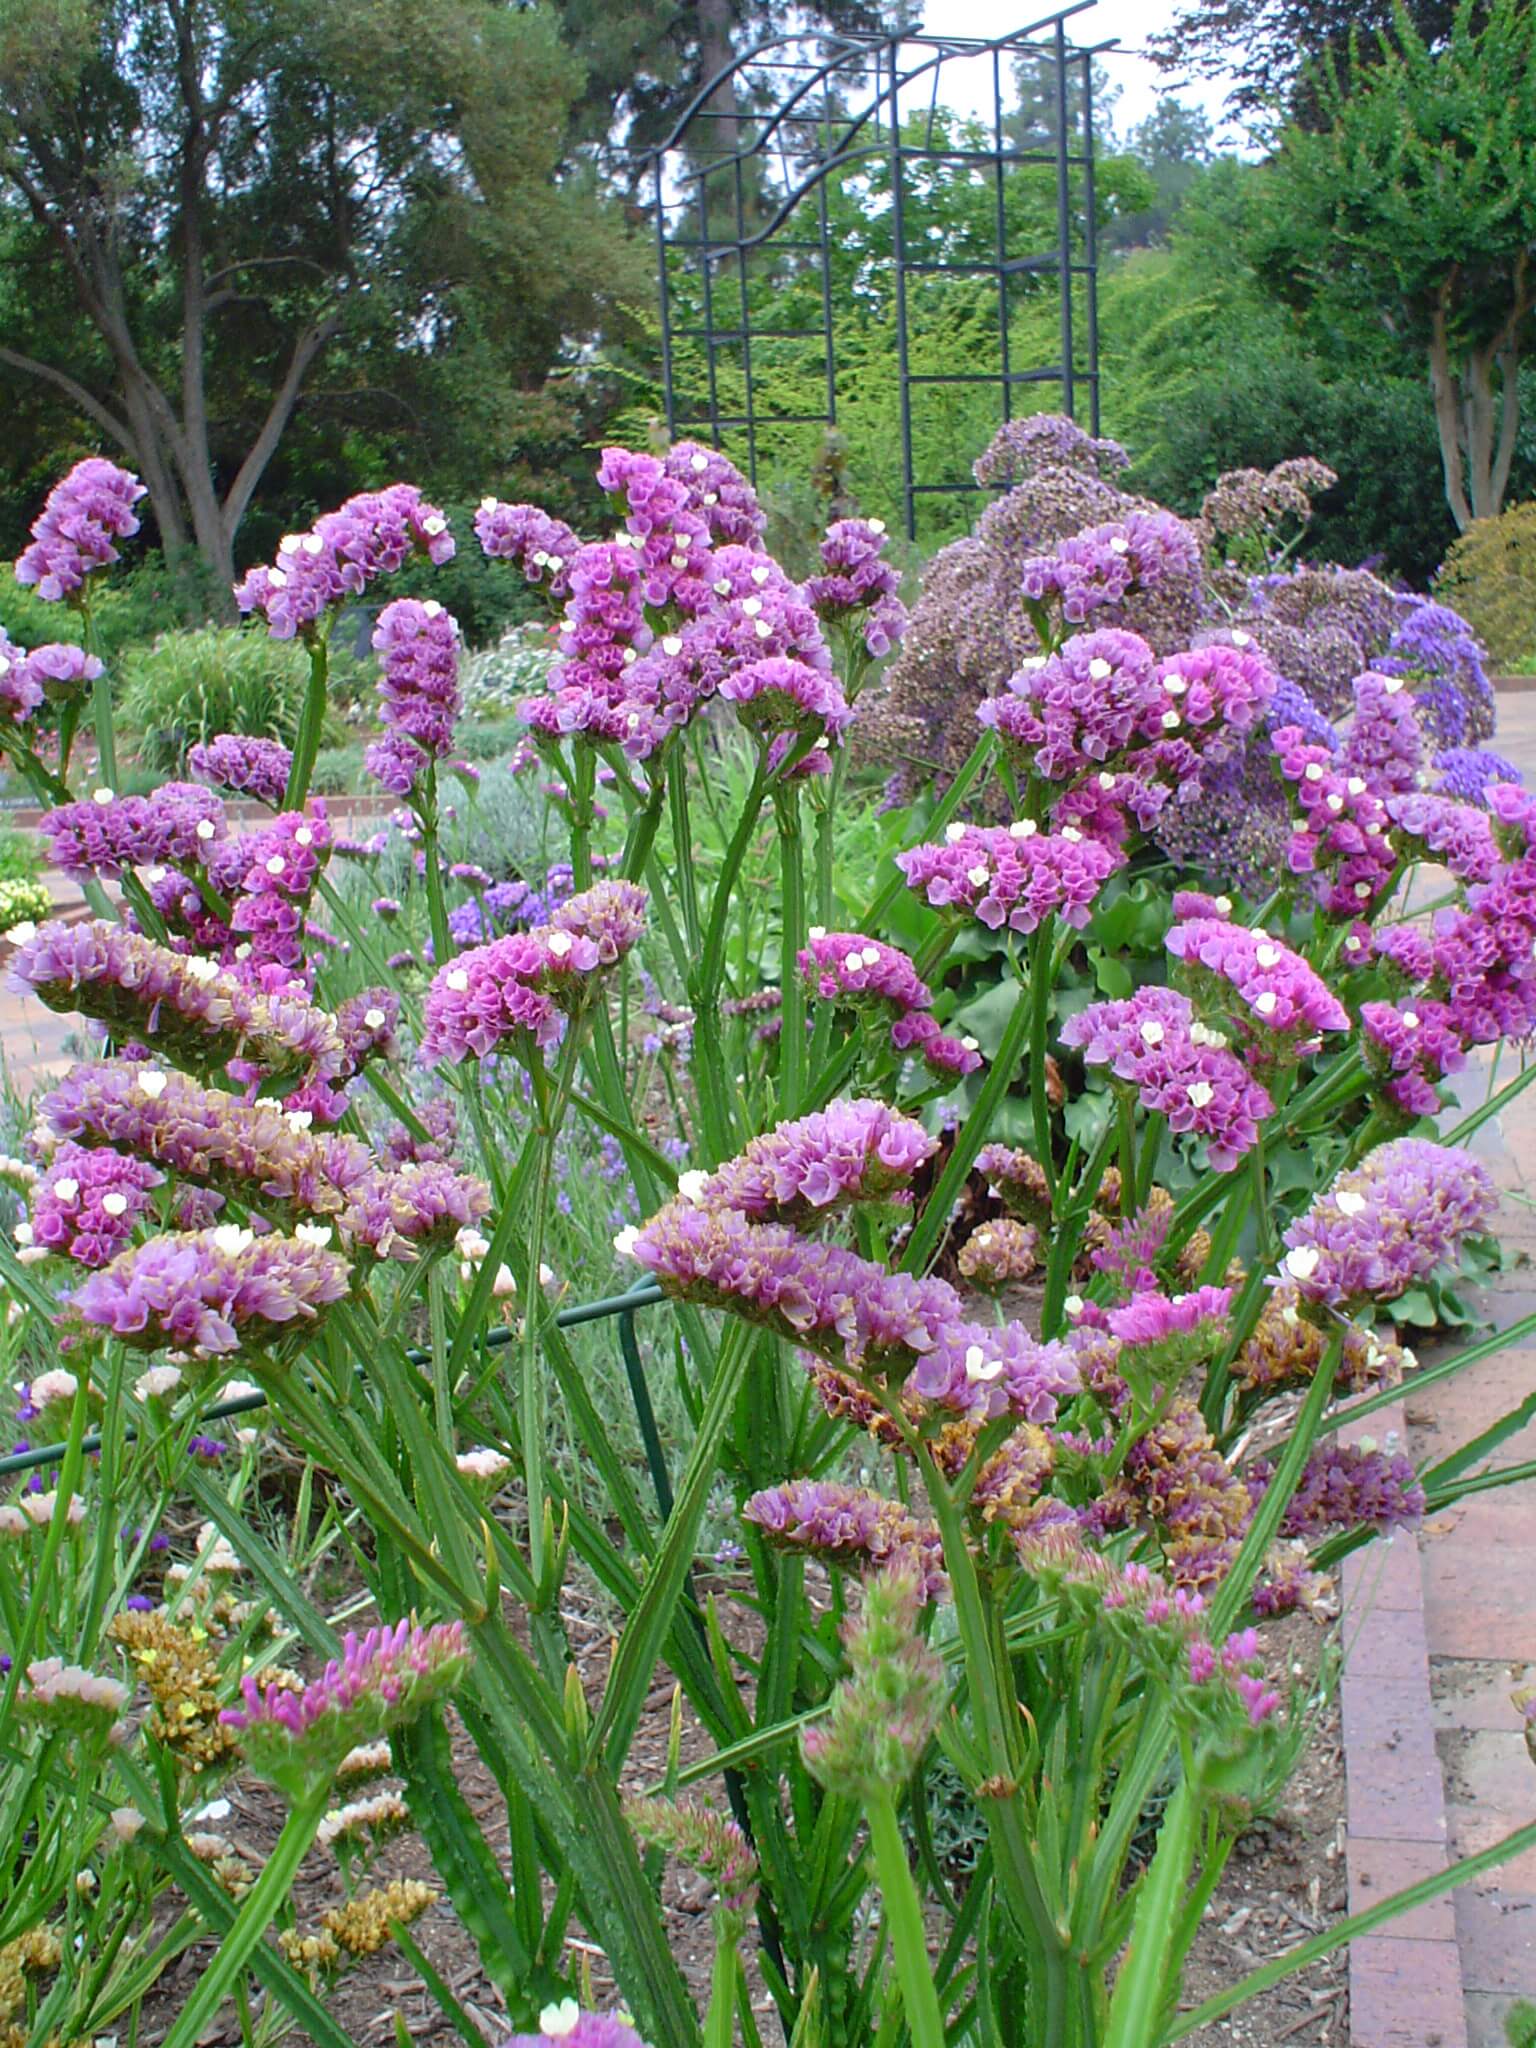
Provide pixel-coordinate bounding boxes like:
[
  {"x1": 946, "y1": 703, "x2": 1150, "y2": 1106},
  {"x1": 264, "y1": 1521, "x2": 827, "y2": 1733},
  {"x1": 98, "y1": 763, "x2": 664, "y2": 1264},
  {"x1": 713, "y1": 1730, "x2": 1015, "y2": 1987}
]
[{"x1": 916, "y1": 0, "x2": 1249, "y2": 151}]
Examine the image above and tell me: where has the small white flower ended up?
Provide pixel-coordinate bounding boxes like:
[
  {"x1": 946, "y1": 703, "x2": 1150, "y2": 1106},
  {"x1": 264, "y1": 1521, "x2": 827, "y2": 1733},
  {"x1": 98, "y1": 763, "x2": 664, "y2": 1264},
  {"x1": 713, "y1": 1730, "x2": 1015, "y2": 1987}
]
[
  {"x1": 135, "y1": 1365, "x2": 183, "y2": 1402},
  {"x1": 753, "y1": 618, "x2": 772, "y2": 638},
  {"x1": 6, "y1": 920, "x2": 37, "y2": 945},
  {"x1": 185, "y1": 956, "x2": 220, "y2": 983},
  {"x1": 1231, "y1": 629, "x2": 1251, "y2": 647},
  {"x1": 860, "y1": 946, "x2": 880, "y2": 966},
  {"x1": 1008, "y1": 819, "x2": 1038, "y2": 838},
  {"x1": 136, "y1": 1070, "x2": 168, "y2": 1099},
  {"x1": 1347, "y1": 776, "x2": 1367, "y2": 796},
  {"x1": 295, "y1": 1222, "x2": 333, "y2": 1247},
  {"x1": 1384, "y1": 675, "x2": 1405, "y2": 694},
  {"x1": 966, "y1": 864, "x2": 990, "y2": 887},
  {"x1": 1334, "y1": 1190, "x2": 1368, "y2": 1218},
  {"x1": 1064, "y1": 1294, "x2": 1085, "y2": 1317},
  {"x1": 944, "y1": 821, "x2": 967, "y2": 843},
  {"x1": 264, "y1": 854, "x2": 286, "y2": 876},
  {"x1": 690, "y1": 451, "x2": 710, "y2": 473},
  {"x1": 741, "y1": 596, "x2": 762, "y2": 618},
  {"x1": 52, "y1": 1177, "x2": 79, "y2": 1205},
  {"x1": 1163, "y1": 673, "x2": 1187, "y2": 696},
  {"x1": 1139, "y1": 1020, "x2": 1165, "y2": 1046},
  {"x1": 491, "y1": 1264, "x2": 518, "y2": 1299},
  {"x1": 100, "y1": 1192, "x2": 129, "y2": 1218},
  {"x1": 1303, "y1": 763, "x2": 1324, "y2": 783},
  {"x1": 286, "y1": 1109, "x2": 314, "y2": 1132},
  {"x1": 961, "y1": 1034, "x2": 979, "y2": 1052},
  {"x1": 662, "y1": 635, "x2": 683, "y2": 657},
  {"x1": 1325, "y1": 793, "x2": 1344, "y2": 813},
  {"x1": 1354, "y1": 881, "x2": 1373, "y2": 900},
  {"x1": 1402, "y1": 1010, "x2": 1420, "y2": 1029},
  {"x1": 1345, "y1": 935, "x2": 1364, "y2": 952},
  {"x1": 295, "y1": 826, "x2": 313, "y2": 848},
  {"x1": 751, "y1": 564, "x2": 772, "y2": 585},
  {"x1": 1215, "y1": 896, "x2": 1232, "y2": 914},
  {"x1": 1255, "y1": 945, "x2": 1281, "y2": 969},
  {"x1": 1284, "y1": 1245, "x2": 1321, "y2": 1281},
  {"x1": 1254, "y1": 990, "x2": 1279, "y2": 1016},
  {"x1": 677, "y1": 1169, "x2": 710, "y2": 1204},
  {"x1": 546, "y1": 930, "x2": 573, "y2": 958},
  {"x1": 844, "y1": 950, "x2": 864, "y2": 973},
  {"x1": 1108, "y1": 534, "x2": 1129, "y2": 555},
  {"x1": 1161, "y1": 709, "x2": 1181, "y2": 730},
  {"x1": 195, "y1": 819, "x2": 216, "y2": 841},
  {"x1": 363, "y1": 1007, "x2": 386, "y2": 1031},
  {"x1": 1088, "y1": 657, "x2": 1112, "y2": 681},
  {"x1": 1186, "y1": 1081, "x2": 1214, "y2": 1108},
  {"x1": 446, "y1": 969, "x2": 470, "y2": 992},
  {"x1": 613, "y1": 1225, "x2": 640, "y2": 1259},
  {"x1": 1061, "y1": 826, "x2": 1083, "y2": 843},
  {"x1": 963, "y1": 1343, "x2": 1003, "y2": 1383},
  {"x1": 1098, "y1": 772, "x2": 1117, "y2": 790},
  {"x1": 92, "y1": 787, "x2": 115, "y2": 806},
  {"x1": 540, "y1": 2001, "x2": 582, "y2": 2040},
  {"x1": 212, "y1": 1224, "x2": 254, "y2": 1258},
  {"x1": 808, "y1": 925, "x2": 826, "y2": 941}
]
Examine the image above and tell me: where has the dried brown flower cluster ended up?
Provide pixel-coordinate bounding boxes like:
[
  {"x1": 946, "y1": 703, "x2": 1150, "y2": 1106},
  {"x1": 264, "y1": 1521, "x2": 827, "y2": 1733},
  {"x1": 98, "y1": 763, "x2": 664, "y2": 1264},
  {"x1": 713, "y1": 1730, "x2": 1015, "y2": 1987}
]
[
  {"x1": 279, "y1": 1879, "x2": 436, "y2": 1975},
  {"x1": 108, "y1": 1609, "x2": 237, "y2": 1774}
]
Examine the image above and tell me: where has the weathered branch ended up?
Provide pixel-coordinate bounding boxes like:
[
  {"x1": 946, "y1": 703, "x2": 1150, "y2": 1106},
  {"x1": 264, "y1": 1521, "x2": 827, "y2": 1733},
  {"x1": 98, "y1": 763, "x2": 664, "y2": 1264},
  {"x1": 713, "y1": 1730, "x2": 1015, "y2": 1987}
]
[
  {"x1": 221, "y1": 311, "x2": 342, "y2": 536},
  {"x1": 0, "y1": 345, "x2": 136, "y2": 454}
]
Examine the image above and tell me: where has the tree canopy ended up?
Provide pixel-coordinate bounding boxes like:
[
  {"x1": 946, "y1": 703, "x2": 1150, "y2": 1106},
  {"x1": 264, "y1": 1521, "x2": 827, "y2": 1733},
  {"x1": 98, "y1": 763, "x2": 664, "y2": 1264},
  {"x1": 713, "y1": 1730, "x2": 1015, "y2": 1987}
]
[{"x1": 0, "y1": 0, "x2": 644, "y2": 593}]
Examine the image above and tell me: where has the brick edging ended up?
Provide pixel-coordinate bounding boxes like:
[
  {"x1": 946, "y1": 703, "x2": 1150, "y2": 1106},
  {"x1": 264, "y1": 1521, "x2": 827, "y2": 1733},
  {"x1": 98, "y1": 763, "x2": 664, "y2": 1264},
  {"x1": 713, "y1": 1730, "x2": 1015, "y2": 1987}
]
[{"x1": 1339, "y1": 1399, "x2": 1468, "y2": 2046}]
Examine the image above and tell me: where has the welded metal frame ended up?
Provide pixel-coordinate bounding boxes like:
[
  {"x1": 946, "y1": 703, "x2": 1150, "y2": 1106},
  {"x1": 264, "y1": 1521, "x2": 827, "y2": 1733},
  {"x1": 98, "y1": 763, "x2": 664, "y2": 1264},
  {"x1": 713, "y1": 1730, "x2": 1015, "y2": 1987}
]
[{"x1": 645, "y1": 5, "x2": 1109, "y2": 539}]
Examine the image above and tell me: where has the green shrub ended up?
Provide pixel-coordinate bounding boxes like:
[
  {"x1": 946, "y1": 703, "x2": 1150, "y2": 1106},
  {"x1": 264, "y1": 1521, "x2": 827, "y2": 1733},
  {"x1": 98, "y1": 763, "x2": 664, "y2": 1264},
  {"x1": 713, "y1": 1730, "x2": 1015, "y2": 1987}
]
[
  {"x1": 0, "y1": 874, "x2": 51, "y2": 928},
  {"x1": 1437, "y1": 502, "x2": 1536, "y2": 672},
  {"x1": 308, "y1": 743, "x2": 368, "y2": 794},
  {"x1": 117, "y1": 626, "x2": 338, "y2": 773},
  {"x1": 0, "y1": 824, "x2": 41, "y2": 884}
]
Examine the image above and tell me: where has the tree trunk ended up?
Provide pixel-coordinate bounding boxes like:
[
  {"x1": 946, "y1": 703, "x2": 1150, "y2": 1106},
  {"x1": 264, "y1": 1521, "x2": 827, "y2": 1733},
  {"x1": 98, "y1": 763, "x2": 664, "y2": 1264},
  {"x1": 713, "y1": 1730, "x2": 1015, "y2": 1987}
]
[{"x1": 1429, "y1": 299, "x2": 1474, "y2": 531}]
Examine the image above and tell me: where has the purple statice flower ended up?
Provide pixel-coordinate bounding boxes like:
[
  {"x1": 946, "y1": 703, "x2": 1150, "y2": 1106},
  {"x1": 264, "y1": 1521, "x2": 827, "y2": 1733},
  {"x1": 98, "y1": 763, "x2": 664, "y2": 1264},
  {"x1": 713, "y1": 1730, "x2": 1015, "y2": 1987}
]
[
  {"x1": 1280, "y1": 1137, "x2": 1497, "y2": 1310},
  {"x1": 973, "y1": 412, "x2": 1130, "y2": 487},
  {"x1": 16, "y1": 459, "x2": 145, "y2": 600},
  {"x1": 221, "y1": 1617, "x2": 471, "y2": 1801},
  {"x1": 1339, "y1": 671, "x2": 1424, "y2": 796},
  {"x1": 1061, "y1": 986, "x2": 1273, "y2": 1170},
  {"x1": 1278, "y1": 1443, "x2": 1425, "y2": 1538},
  {"x1": 1359, "y1": 998, "x2": 1468, "y2": 1115},
  {"x1": 804, "y1": 517, "x2": 908, "y2": 658},
  {"x1": 499, "y1": 2007, "x2": 649, "y2": 2048},
  {"x1": 1019, "y1": 509, "x2": 1201, "y2": 625},
  {"x1": 9, "y1": 920, "x2": 345, "y2": 1080},
  {"x1": 716, "y1": 654, "x2": 852, "y2": 746},
  {"x1": 662, "y1": 439, "x2": 765, "y2": 547},
  {"x1": 897, "y1": 820, "x2": 1124, "y2": 933},
  {"x1": 549, "y1": 879, "x2": 647, "y2": 965},
  {"x1": 1105, "y1": 1285, "x2": 1233, "y2": 1352},
  {"x1": 628, "y1": 1189, "x2": 1081, "y2": 1423},
  {"x1": 744, "y1": 1479, "x2": 948, "y2": 1601},
  {"x1": 28, "y1": 1142, "x2": 162, "y2": 1266},
  {"x1": 365, "y1": 598, "x2": 461, "y2": 796},
  {"x1": 187, "y1": 734, "x2": 294, "y2": 807},
  {"x1": 521, "y1": 539, "x2": 650, "y2": 750},
  {"x1": 899, "y1": 1013, "x2": 984, "y2": 1079},
  {"x1": 419, "y1": 933, "x2": 568, "y2": 1064},
  {"x1": 42, "y1": 784, "x2": 228, "y2": 880},
  {"x1": 65, "y1": 1224, "x2": 351, "y2": 1359},
  {"x1": 1380, "y1": 595, "x2": 1494, "y2": 749},
  {"x1": 187, "y1": 1435, "x2": 228, "y2": 1462},
  {"x1": 975, "y1": 1142, "x2": 1052, "y2": 1222},
  {"x1": 1166, "y1": 917, "x2": 1349, "y2": 1047},
  {"x1": 957, "y1": 1218, "x2": 1040, "y2": 1287},
  {"x1": 382, "y1": 1096, "x2": 458, "y2": 1166},
  {"x1": 237, "y1": 803, "x2": 330, "y2": 902},
  {"x1": 1384, "y1": 790, "x2": 1500, "y2": 883},
  {"x1": 0, "y1": 629, "x2": 41, "y2": 726},
  {"x1": 473, "y1": 501, "x2": 581, "y2": 598},
  {"x1": 595, "y1": 446, "x2": 713, "y2": 610},
  {"x1": 335, "y1": 989, "x2": 399, "y2": 1074},
  {"x1": 692, "y1": 1100, "x2": 937, "y2": 1223},
  {"x1": 1432, "y1": 746, "x2": 1522, "y2": 807},
  {"x1": 235, "y1": 485, "x2": 454, "y2": 639},
  {"x1": 15, "y1": 642, "x2": 105, "y2": 707},
  {"x1": 1271, "y1": 725, "x2": 1398, "y2": 918},
  {"x1": 799, "y1": 930, "x2": 931, "y2": 1016},
  {"x1": 339, "y1": 1160, "x2": 490, "y2": 1261}
]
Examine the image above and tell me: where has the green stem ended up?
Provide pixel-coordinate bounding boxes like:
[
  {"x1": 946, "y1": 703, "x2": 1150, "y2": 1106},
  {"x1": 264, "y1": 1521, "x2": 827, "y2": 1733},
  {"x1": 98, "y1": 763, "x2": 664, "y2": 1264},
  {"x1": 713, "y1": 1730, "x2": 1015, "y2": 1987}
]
[
  {"x1": 1029, "y1": 919, "x2": 1058, "y2": 1200},
  {"x1": 158, "y1": 1788, "x2": 330, "y2": 2048},
  {"x1": 703, "y1": 1923, "x2": 744, "y2": 2048},
  {"x1": 283, "y1": 633, "x2": 329, "y2": 809},
  {"x1": 1103, "y1": 1770, "x2": 1198, "y2": 2048},
  {"x1": 775, "y1": 786, "x2": 807, "y2": 1118},
  {"x1": 867, "y1": 1791, "x2": 948, "y2": 2048},
  {"x1": 419, "y1": 763, "x2": 452, "y2": 970}
]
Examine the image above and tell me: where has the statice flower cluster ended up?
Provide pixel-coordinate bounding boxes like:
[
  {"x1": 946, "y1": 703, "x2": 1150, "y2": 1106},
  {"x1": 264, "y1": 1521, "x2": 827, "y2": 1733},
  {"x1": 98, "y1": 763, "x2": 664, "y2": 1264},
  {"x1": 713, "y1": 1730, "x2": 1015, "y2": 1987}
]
[
  {"x1": 27, "y1": 1142, "x2": 162, "y2": 1266},
  {"x1": 717, "y1": 654, "x2": 852, "y2": 753},
  {"x1": 800, "y1": 1570, "x2": 946, "y2": 1798},
  {"x1": 65, "y1": 1224, "x2": 351, "y2": 1359},
  {"x1": 596, "y1": 445, "x2": 714, "y2": 607},
  {"x1": 1383, "y1": 790, "x2": 1500, "y2": 883},
  {"x1": 797, "y1": 928, "x2": 981, "y2": 1079},
  {"x1": 743, "y1": 1479, "x2": 948, "y2": 1602},
  {"x1": 365, "y1": 598, "x2": 462, "y2": 796},
  {"x1": 1201, "y1": 457, "x2": 1336, "y2": 554},
  {"x1": 9, "y1": 920, "x2": 345, "y2": 1080},
  {"x1": 897, "y1": 820, "x2": 1123, "y2": 932},
  {"x1": 974, "y1": 413, "x2": 1130, "y2": 488},
  {"x1": 1166, "y1": 917, "x2": 1349, "y2": 1051},
  {"x1": 689, "y1": 1100, "x2": 936, "y2": 1224},
  {"x1": 1280, "y1": 1137, "x2": 1496, "y2": 1311},
  {"x1": 957, "y1": 1218, "x2": 1040, "y2": 1287},
  {"x1": 473, "y1": 501, "x2": 581, "y2": 598},
  {"x1": 804, "y1": 517, "x2": 908, "y2": 658},
  {"x1": 662, "y1": 439, "x2": 766, "y2": 545},
  {"x1": 1272, "y1": 724, "x2": 1399, "y2": 917},
  {"x1": 222, "y1": 1618, "x2": 471, "y2": 1801},
  {"x1": 11, "y1": 642, "x2": 105, "y2": 716},
  {"x1": 235, "y1": 485, "x2": 455, "y2": 639},
  {"x1": 16, "y1": 458, "x2": 146, "y2": 601},
  {"x1": 187, "y1": 734, "x2": 294, "y2": 807},
  {"x1": 1234, "y1": 1283, "x2": 1411, "y2": 1394},
  {"x1": 421, "y1": 879, "x2": 646, "y2": 1064},
  {"x1": 625, "y1": 1109, "x2": 1081, "y2": 1425},
  {"x1": 42, "y1": 783, "x2": 227, "y2": 879},
  {"x1": 500, "y1": 2008, "x2": 649, "y2": 2048},
  {"x1": 1061, "y1": 986, "x2": 1273, "y2": 1170},
  {"x1": 1432, "y1": 746, "x2": 1522, "y2": 806},
  {"x1": 1279, "y1": 1442, "x2": 1425, "y2": 1538},
  {"x1": 1381, "y1": 596, "x2": 1494, "y2": 748},
  {"x1": 1019, "y1": 510, "x2": 1201, "y2": 626}
]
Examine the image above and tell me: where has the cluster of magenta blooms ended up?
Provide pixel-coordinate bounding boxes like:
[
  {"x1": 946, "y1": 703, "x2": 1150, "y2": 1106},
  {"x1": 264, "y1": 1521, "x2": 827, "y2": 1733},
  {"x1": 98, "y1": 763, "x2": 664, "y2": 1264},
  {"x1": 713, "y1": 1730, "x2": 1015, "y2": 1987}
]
[{"x1": 0, "y1": 433, "x2": 1523, "y2": 2048}]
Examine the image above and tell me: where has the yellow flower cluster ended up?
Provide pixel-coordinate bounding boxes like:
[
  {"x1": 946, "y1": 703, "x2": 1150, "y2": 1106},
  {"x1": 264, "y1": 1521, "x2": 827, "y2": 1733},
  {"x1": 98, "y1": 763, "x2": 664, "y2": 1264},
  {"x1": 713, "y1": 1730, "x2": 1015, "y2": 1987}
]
[
  {"x1": 279, "y1": 1879, "x2": 436, "y2": 1975},
  {"x1": 108, "y1": 1609, "x2": 237, "y2": 1774}
]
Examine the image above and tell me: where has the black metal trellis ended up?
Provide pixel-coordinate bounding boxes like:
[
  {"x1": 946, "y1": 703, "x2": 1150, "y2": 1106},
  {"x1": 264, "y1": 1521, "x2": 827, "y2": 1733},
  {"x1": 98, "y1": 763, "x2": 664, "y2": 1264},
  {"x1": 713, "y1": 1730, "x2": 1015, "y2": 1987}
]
[{"x1": 647, "y1": 4, "x2": 1110, "y2": 541}]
